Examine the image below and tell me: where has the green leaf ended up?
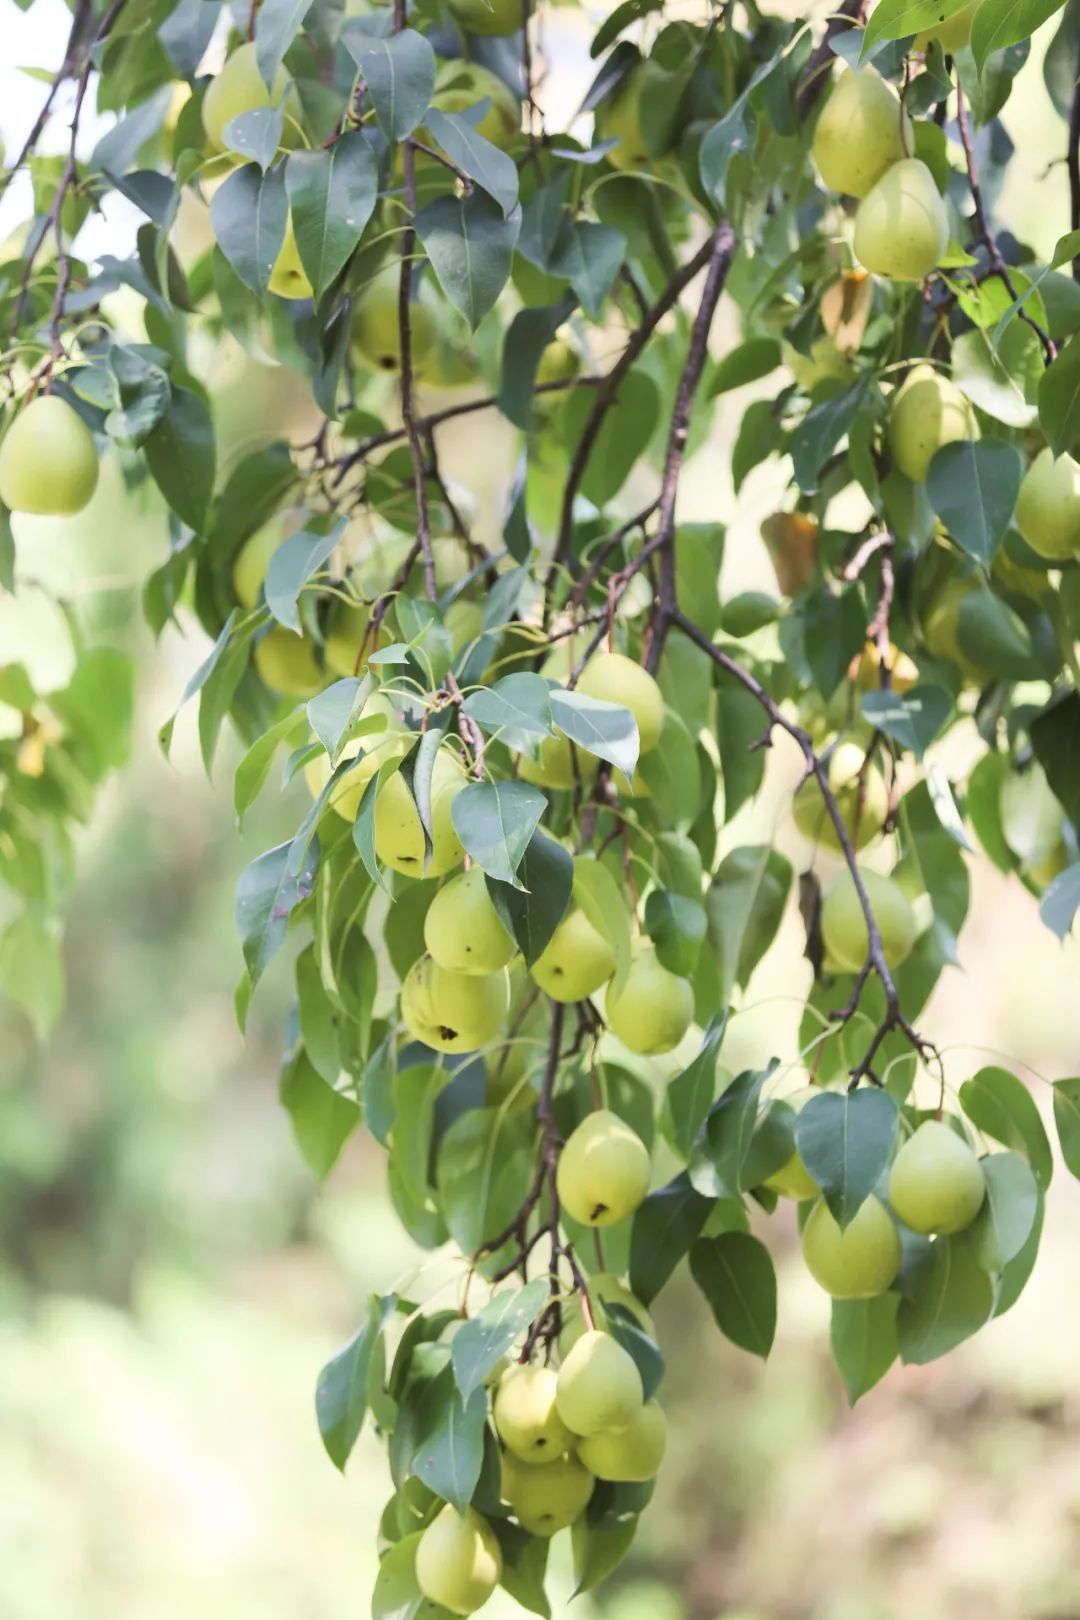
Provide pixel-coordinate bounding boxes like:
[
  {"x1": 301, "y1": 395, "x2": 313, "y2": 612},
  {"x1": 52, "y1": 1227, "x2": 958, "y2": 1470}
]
[
  {"x1": 830, "y1": 1295, "x2": 899, "y2": 1403},
  {"x1": 371, "y1": 1532, "x2": 431, "y2": 1620},
  {"x1": 280, "y1": 1046, "x2": 358, "y2": 1176},
  {"x1": 926, "y1": 439, "x2": 1022, "y2": 565},
  {"x1": 1031, "y1": 690, "x2": 1080, "y2": 825},
  {"x1": 1038, "y1": 333, "x2": 1080, "y2": 454},
  {"x1": 795, "y1": 1089, "x2": 899, "y2": 1229},
  {"x1": 255, "y1": 0, "x2": 315, "y2": 85},
  {"x1": 959, "y1": 1066, "x2": 1053, "y2": 1188},
  {"x1": 791, "y1": 378, "x2": 870, "y2": 494},
  {"x1": 498, "y1": 301, "x2": 575, "y2": 429},
  {"x1": 571, "y1": 1515, "x2": 638, "y2": 1597},
  {"x1": 159, "y1": 610, "x2": 240, "y2": 758},
  {"x1": 315, "y1": 1293, "x2": 394, "y2": 1470},
  {"x1": 416, "y1": 192, "x2": 522, "y2": 328},
  {"x1": 264, "y1": 521, "x2": 345, "y2": 632},
  {"x1": 708, "y1": 336, "x2": 781, "y2": 397},
  {"x1": 425, "y1": 108, "x2": 520, "y2": 217},
  {"x1": 549, "y1": 688, "x2": 639, "y2": 781},
  {"x1": 549, "y1": 221, "x2": 626, "y2": 319},
  {"x1": 223, "y1": 105, "x2": 285, "y2": 172},
  {"x1": 285, "y1": 134, "x2": 379, "y2": 298},
  {"x1": 697, "y1": 1067, "x2": 768, "y2": 1197},
  {"x1": 644, "y1": 888, "x2": 707, "y2": 978},
  {"x1": 462, "y1": 673, "x2": 554, "y2": 743},
  {"x1": 860, "y1": 685, "x2": 951, "y2": 761},
  {"x1": 144, "y1": 385, "x2": 215, "y2": 529},
  {"x1": 0, "y1": 508, "x2": 13, "y2": 592},
  {"x1": 952, "y1": 324, "x2": 1041, "y2": 429},
  {"x1": 971, "y1": 1151, "x2": 1040, "y2": 1271},
  {"x1": 572, "y1": 856, "x2": 631, "y2": 995},
  {"x1": 234, "y1": 712, "x2": 306, "y2": 825},
  {"x1": 495, "y1": 1522, "x2": 551, "y2": 1618},
  {"x1": 689, "y1": 1232, "x2": 777, "y2": 1358},
  {"x1": 972, "y1": 0, "x2": 1069, "y2": 75},
  {"x1": 897, "y1": 1232, "x2": 995, "y2": 1365},
  {"x1": 306, "y1": 675, "x2": 375, "y2": 762},
  {"x1": 451, "y1": 1279, "x2": 550, "y2": 1403},
  {"x1": 563, "y1": 369, "x2": 660, "y2": 506},
  {"x1": 602, "y1": 1301, "x2": 665, "y2": 1399},
  {"x1": 629, "y1": 1172, "x2": 713, "y2": 1305},
  {"x1": 413, "y1": 1383, "x2": 487, "y2": 1511},
  {"x1": 342, "y1": 24, "x2": 436, "y2": 139},
  {"x1": 437, "y1": 1106, "x2": 536, "y2": 1255},
  {"x1": 450, "y1": 780, "x2": 546, "y2": 887},
  {"x1": 0, "y1": 906, "x2": 63, "y2": 1040},
  {"x1": 956, "y1": 589, "x2": 1041, "y2": 680},
  {"x1": 706, "y1": 845, "x2": 792, "y2": 1001},
  {"x1": 861, "y1": 0, "x2": 970, "y2": 51},
  {"x1": 1052, "y1": 1076, "x2": 1080, "y2": 1178},
  {"x1": 235, "y1": 836, "x2": 319, "y2": 988},
  {"x1": 487, "y1": 828, "x2": 573, "y2": 966},
  {"x1": 1040, "y1": 862, "x2": 1080, "y2": 940},
  {"x1": 210, "y1": 161, "x2": 287, "y2": 295}
]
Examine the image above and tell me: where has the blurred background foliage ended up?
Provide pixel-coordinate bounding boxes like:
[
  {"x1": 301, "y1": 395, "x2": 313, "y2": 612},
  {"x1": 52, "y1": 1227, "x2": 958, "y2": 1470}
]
[{"x1": 4, "y1": 3, "x2": 1080, "y2": 1618}]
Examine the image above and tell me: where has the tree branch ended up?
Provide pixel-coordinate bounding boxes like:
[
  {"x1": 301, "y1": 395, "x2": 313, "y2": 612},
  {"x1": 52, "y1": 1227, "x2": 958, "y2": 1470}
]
[{"x1": 795, "y1": 0, "x2": 865, "y2": 120}]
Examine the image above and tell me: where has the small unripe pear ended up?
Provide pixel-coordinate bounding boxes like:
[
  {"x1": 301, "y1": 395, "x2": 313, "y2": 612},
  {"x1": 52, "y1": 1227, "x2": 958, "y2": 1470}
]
[
  {"x1": 556, "y1": 1329, "x2": 644, "y2": 1436},
  {"x1": 530, "y1": 908, "x2": 615, "y2": 1002},
  {"x1": 399, "y1": 954, "x2": 510, "y2": 1053},
  {"x1": 501, "y1": 1451, "x2": 595, "y2": 1536},
  {"x1": 1015, "y1": 447, "x2": 1080, "y2": 560},
  {"x1": 424, "y1": 868, "x2": 516, "y2": 975},
  {"x1": 232, "y1": 522, "x2": 281, "y2": 609},
  {"x1": 556, "y1": 1109, "x2": 651, "y2": 1228},
  {"x1": 598, "y1": 62, "x2": 671, "y2": 172},
  {"x1": 578, "y1": 651, "x2": 665, "y2": 754},
  {"x1": 267, "y1": 216, "x2": 313, "y2": 300},
  {"x1": 518, "y1": 734, "x2": 599, "y2": 790},
  {"x1": 0, "y1": 395, "x2": 99, "y2": 516},
  {"x1": 414, "y1": 1504, "x2": 502, "y2": 1615},
  {"x1": 202, "y1": 41, "x2": 302, "y2": 153},
  {"x1": 802, "y1": 1195, "x2": 901, "y2": 1299},
  {"x1": 604, "y1": 948, "x2": 694, "y2": 1056},
  {"x1": 353, "y1": 270, "x2": 439, "y2": 375},
  {"x1": 821, "y1": 869, "x2": 918, "y2": 975},
  {"x1": 889, "y1": 365, "x2": 979, "y2": 483},
  {"x1": 254, "y1": 627, "x2": 324, "y2": 696},
  {"x1": 813, "y1": 67, "x2": 913, "y2": 199},
  {"x1": 577, "y1": 1401, "x2": 667, "y2": 1483},
  {"x1": 558, "y1": 1272, "x2": 654, "y2": 1357},
  {"x1": 889, "y1": 1119, "x2": 986, "y2": 1235},
  {"x1": 854, "y1": 159, "x2": 949, "y2": 281},
  {"x1": 792, "y1": 741, "x2": 888, "y2": 852},
  {"x1": 1000, "y1": 762, "x2": 1066, "y2": 874},
  {"x1": 373, "y1": 751, "x2": 465, "y2": 877},
  {"x1": 493, "y1": 1363, "x2": 574, "y2": 1463}
]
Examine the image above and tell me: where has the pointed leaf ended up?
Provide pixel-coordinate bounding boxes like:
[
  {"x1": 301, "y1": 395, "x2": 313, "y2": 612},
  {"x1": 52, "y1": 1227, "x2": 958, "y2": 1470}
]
[
  {"x1": 416, "y1": 192, "x2": 522, "y2": 328},
  {"x1": 795, "y1": 1089, "x2": 899, "y2": 1229},
  {"x1": 690, "y1": 1232, "x2": 777, "y2": 1358}
]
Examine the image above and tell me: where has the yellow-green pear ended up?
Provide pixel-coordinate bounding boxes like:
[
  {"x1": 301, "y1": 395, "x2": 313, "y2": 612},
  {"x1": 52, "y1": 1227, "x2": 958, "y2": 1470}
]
[
  {"x1": 493, "y1": 1363, "x2": 574, "y2": 1463},
  {"x1": 414, "y1": 1504, "x2": 502, "y2": 1615},
  {"x1": 604, "y1": 948, "x2": 694, "y2": 1056},
  {"x1": 577, "y1": 1401, "x2": 667, "y2": 1483},
  {"x1": 821, "y1": 869, "x2": 918, "y2": 975},
  {"x1": 762, "y1": 1087, "x2": 820, "y2": 1201},
  {"x1": 556, "y1": 1109, "x2": 651, "y2": 1228},
  {"x1": 597, "y1": 63, "x2": 670, "y2": 172},
  {"x1": 915, "y1": 1, "x2": 977, "y2": 51},
  {"x1": 792, "y1": 740, "x2": 888, "y2": 852},
  {"x1": 0, "y1": 394, "x2": 99, "y2": 515},
  {"x1": 268, "y1": 216, "x2": 313, "y2": 299},
  {"x1": 556, "y1": 1329, "x2": 644, "y2": 1436},
  {"x1": 889, "y1": 364, "x2": 979, "y2": 483},
  {"x1": 854, "y1": 159, "x2": 949, "y2": 281},
  {"x1": 447, "y1": 0, "x2": 523, "y2": 35},
  {"x1": 889, "y1": 1119, "x2": 986, "y2": 1235},
  {"x1": 444, "y1": 597, "x2": 485, "y2": 655},
  {"x1": 424, "y1": 868, "x2": 516, "y2": 975},
  {"x1": 781, "y1": 336, "x2": 854, "y2": 391},
  {"x1": 853, "y1": 639, "x2": 920, "y2": 694},
  {"x1": 373, "y1": 750, "x2": 465, "y2": 876},
  {"x1": 813, "y1": 67, "x2": 913, "y2": 199},
  {"x1": 536, "y1": 337, "x2": 580, "y2": 388},
  {"x1": 802, "y1": 1194, "x2": 901, "y2": 1299},
  {"x1": 323, "y1": 601, "x2": 382, "y2": 676},
  {"x1": 399, "y1": 954, "x2": 510, "y2": 1053},
  {"x1": 501, "y1": 1451, "x2": 595, "y2": 1536},
  {"x1": 518, "y1": 734, "x2": 599, "y2": 790},
  {"x1": 254, "y1": 627, "x2": 324, "y2": 696},
  {"x1": 530, "y1": 908, "x2": 615, "y2": 1002},
  {"x1": 1001, "y1": 762, "x2": 1066, "y2": 875},
  {"x1": 429, "y1": 61, "x2": 520, "y2": 148},
  {"x1": 558, "y1": 1273, "x2": 654, "y2": 1358},
  {"x1": 232, "y1": 522, "x2": 282, "y2": 609},
  {"x1": 304, "y1": 721, "x2": 409, "y2": 821},
  {"x1": 202, "y1": 41, "x2": 303, "y2": 153},
  {"x1": 578, "y1": 651, "x2": 665, "y2": 754},
  {"x1": 353, "y1": 270, "x2": 439, "y2": 374},
  {"x1": 1015, "y1": 447, "x2": 1080, "y2": 560}
]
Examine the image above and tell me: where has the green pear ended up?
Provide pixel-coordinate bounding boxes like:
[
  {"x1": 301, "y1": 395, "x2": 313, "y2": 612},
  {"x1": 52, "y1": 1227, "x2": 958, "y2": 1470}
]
[
  {"x1": 1001, "y1": 762, "x2": 1067, "y2": 876},
  {"x1": 555, "y1": 1329, "x2": 644, "y2": 1436},
  {"x1": 1015, "y1": 447, "x2": 1080, "y2": 560},
  {"x1": 429, "y1": 61, "x2": 520, "y2": 148},
  {"x1": 761, "y1": 1087, "x2": 820, "y2": 1201},
  {"x1": 304, "y1": 698, "x2": 409, "y2": 819},
  {"x1": 493, "y1": 1363, "x2": 574, "y2": 1463},
  {"x1": 889, "y1": 364, "x2": 979, "y2": 483},
  {"x1": 373, "y1": 750, "x2": 465, "y2": 876},
  {"x1": 518, "y1": 734, "x2": 599, "y2": 790},
  {"x1": 558, "y1": 1272, "x2": 654, "y2": 1358},
  {"x1": 813, "y1": 67, "x2": 913, "y2": 199},
  {"x1": 556, "y1": 1109, "x2": 651, "y2": 1228},
  {"x1": 254, "y1": 627, "x2": 324, "y2": 696},
  {"x1": 921, "y1": 576, "x2": 989, "y2": 685},
  {"x1": 821, "y1": 869, "x2": 918, "y2": 975},
  {"x1": 414, "y1": 1504, "x2": 502, "y2": 1615},
  {"x1": 792, "y1": 741, "x2": 888, "y2": 852},
  {"x1": 598, "y1": 62, "x2": 671, "y2": 172},
  {"x1": 888, "y1": 1119, "x2": 986, "y2": 1235},
  {"x1": 854, "y1": 158, "x2": 949, "y2": 281},
  {"x1": 801, "y1": 1194, "x2": 901, "y2": 1299},
  {"x1": 424, "y1": 868, "x2": 516, "y2": 975},
  {"x1": 444, "y1": 597, "x2": 485, "y2": 655},
  {"x1": 353, "y1": 270, "x2": 439, "y2": 375},
  {"x1": 536, "y1": 338, "x2": 581, "y2": 388},
  {"x1": 399, "y1": 954, "x2": 510, "y2": 1053},
  {"x1": 782, "y1": 336, "x2": 854, "y2": 390},
  {"x1": 578, "y1": 651, "x2": 665, "y2": 754},
  {"x1": 267, "y1": 216, "x2": 313, "y2": 300},
  {"x1": 604, "y1": 948, "x2": 694, "y2": 1056},
  {"x1": 530, "y1": 908, "x2": 615, "y2": 1002},
  {"x1": 323, "y1": 601, "x2": 382, "y2": 677},
  {"x1": 447, "y1": 0, "x2": 523, "y2": 34},
  {"x1": 232, "y1": 521, "x2": 282, "y2": 609},
  {"x1": 577, "y1": 1401, "x2": 667, "y2": 1483},
  {"x1": 501, "y1": 1451, "x2": 595, "y2": 1536},
  {"x1": 0, "y1": 394, "x2": 99, "y2": 516},
  {"x1": 202, "y1": 41, "x2": 303, "y2": 153}
]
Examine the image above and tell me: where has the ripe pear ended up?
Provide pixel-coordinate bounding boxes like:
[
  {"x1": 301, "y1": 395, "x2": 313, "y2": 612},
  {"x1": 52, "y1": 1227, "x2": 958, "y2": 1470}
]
[
  {"x1": 414, "y1": 1504, "x2": 502, "y2": 1615},
  {"x1": 889, "y1": 364, "x2": 979, "y2": 483},
  {"x1": 821, "y1": 868, "x2": 918, "y2": 975},
  {"x1": 202, "y1": 41, "x2": 302, "y2": 153},
  {"x1": 915, "y1": 1, "x2": 977, "y2": 51},
  {"x1": 424, "y1": 868, "x2": 516, "y2": 975},
  {"x1": 889, "y1": 1119, "x2": 986, "y2": 1235},
  {"x1": 0, "y1": 394, "x2": 99, "y2": 516},
  {"x1": 813, "y1": 67, "x2": 913, "y2": 199},
  {"x1": 530, "y1": 908, "x2": 615, "y2": 1002},
  {"x1": 268, "y1": 216, "x2": 313, "y2": 300},
  {"x1": 556, "y1": 1109, "x2": 651, "y2": 1228},
  {"x1": 447, "y1": 0, "x2": 523, "y2": 35},
  {"x1": 501, "y1": 1451, "x2": 595, "y2": 1536},
  {"x1": 1015, "y1": 447, "x2": 1080, "y2": 560},
  {"x1": 558, "y1": 1272, "x2": 654, "y2": 1358},
  {"x1": 555, "y1": 1329, "x2": 644, "y2": 1436},
  {"x1": 493, "y1": 1363, "x2": 574, "y2": 1463},
  {"x1": 578, "y1": 1401, "x2": 667, "y2": 1483},
  {"x1": 604, "y1": 948, "x2": 694, "y2": 1056},
  {"x1": 399, "y1": 954, "x2": 510, "y2": 1053},
  {"x1": 762, "y1": 1087, "x2": 820, "y2": 1200},
  {"x1": 578, "y1": 651, "x2": 665, "y2": 754},
  {"x1": 429, "y1": 62, "x2": 520, "y2": 148},
  {"x1": 792, "y1": 741, "x2": 888, "y2": 852},
  {"x1": 373, "y1": 750, "x2": 465, "y2": 876},
  {"x1": 304, "y1": 726, "x2": 409, "y2": 821},
  {"x1": 854, "y1": 159, "x2": 949, "y2": 281},
  {"x1": 353, "y1": 270, "x2": 439, "y2": 375},
  {"x1": 801, "y1": 1194, "x2": 901, "y2": 1299},
  {"x1": 254, "y1": 627, "x2": 324, "y2": 696}
]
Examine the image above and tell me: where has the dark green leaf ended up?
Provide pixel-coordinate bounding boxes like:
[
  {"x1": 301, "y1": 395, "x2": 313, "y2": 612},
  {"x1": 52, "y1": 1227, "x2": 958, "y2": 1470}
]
[
  {"x1": 549, "y1": 688, "x2": 639, "y2": 780},
  {"x1": 830, "y1": 1295, "x2": 899, "y2": 1403},
  {"x1": 264, "y1": 521, "x2": 345, "y2": 632},
  {"x1": 709, "y1": 337, "x2": 781, "y2": 397},
  {"x1": 972, "y1": 0, "x2": 1069, "y2": 75},
  {"x1": 897, "y1": 1232, "x2": 995, "y2": 1364},
  {"x1": 255, "y1": 0, "x2": 316, "y2": 85},
  {"x1": 1052, "y1": 1076, "x2": 1080, "y2": 1178},
  {"x1": 426, "y1": 108, "x2": 520, "y2": 217},
  {"x1": 210, "y1": 161, "x2": 287, "y2": 295},
  {"x1": 795, "y1": 1089, "x2": 899, "y2": 1229},
  {"x1": 342, "y1": 24, "x2": 436, "y2": 139},
  {"x1": 280, "y1": 1046, "x2": 358, "y2": 1176},
  {"x1": 959, "y1": 1065, "x2": 1053, "y2": 1188},
  {"x1": 706, "y1": 845, "x2": 792, "y2": 1001},
  {"x1": 689, "y1": 1232, "x2": 777, "y2": 1358},
  {"x1": 315, "y1": 1293, "x2": 394, "y2": 1469},
  {"x1": 563, "y1": 369, "x2": 660, "y2": 506},
  {"x1": 644, "y1": 888, "x2": 707, "y2": 978},
  {"x1": 416, "y1": 192, "x2": 522, "y2": 328},
  {"x1": 144, "y1": 386, "x2": 215, "y2": 529},
  {"x1": 971, "y1": 1151, "x2": 1039, "y2": 1271},
  {"x1": 451, "y1": 1279, "x2": 551, "y2": 1403},
  {"x1": 451, "y1": 780, "x2": 546, "y2": 886},
  {"x1": 860, "y1": 685, "x2": 952, "y2": 762},
  {"x1": 629, "y1": 1172, "x2": 713, "y2": 1305},
  {"x1": 926, "y1": 439, "x2": 1022, "y2": 566},
  {"x1": 413, "y1": 1383, "x2": 488, "y2": 1511},
  {"x1": 487, "y1": 828, "x2": 573, "y2": 965},
  {"x1": 285, "y1": 134, "x2": 379, "y2": 297},
  {"x1": 235, "y1": 836, "x2": 319, "y2": 988},
  {"x1": 791, "y1": 379, "x2": 869, "y2": 494}
]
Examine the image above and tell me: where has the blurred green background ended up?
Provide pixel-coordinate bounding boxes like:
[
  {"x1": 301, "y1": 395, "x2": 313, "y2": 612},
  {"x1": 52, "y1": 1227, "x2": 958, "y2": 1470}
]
[{"x1": 5, "y1": 6, "x2": 1080, "y2": 1619}]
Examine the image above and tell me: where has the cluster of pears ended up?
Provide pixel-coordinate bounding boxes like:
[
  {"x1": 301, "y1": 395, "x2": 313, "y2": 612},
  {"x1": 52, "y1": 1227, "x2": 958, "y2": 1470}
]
[
  {"x1": 417, "y1": 1271, "x2": 662, "y2": 1614},
  {"x1": 813, "y1": 66, "x2": 948, "y2": 281},
  {"x1": 0, "y1": 392, "x2": 100, "y2": 517}
]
